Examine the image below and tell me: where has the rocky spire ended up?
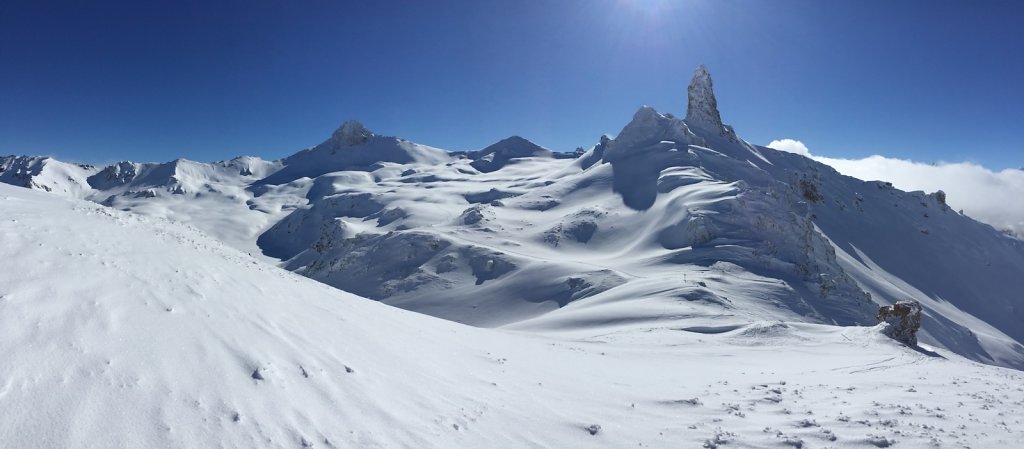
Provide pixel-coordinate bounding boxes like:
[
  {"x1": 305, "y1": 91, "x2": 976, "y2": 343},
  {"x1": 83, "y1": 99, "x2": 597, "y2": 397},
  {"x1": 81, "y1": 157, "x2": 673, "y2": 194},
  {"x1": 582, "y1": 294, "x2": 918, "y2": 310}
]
[
  {"x1": 330, "y1": 120, "x2": 374, "y2": 146},
  {"x1": 684, "y1": 65, "x2": 724, "y2": 132}
]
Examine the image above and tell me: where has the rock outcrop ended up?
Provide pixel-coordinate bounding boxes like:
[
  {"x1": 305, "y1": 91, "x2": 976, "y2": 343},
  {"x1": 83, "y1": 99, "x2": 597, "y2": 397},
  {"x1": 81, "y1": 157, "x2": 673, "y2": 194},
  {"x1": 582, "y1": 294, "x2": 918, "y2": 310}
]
[
  {"x1": 684, "y1": 64, "x2": 724, "y2": 133},
  {"x1": 877, "y1": 300, "x2": 922, "y2": 346}
]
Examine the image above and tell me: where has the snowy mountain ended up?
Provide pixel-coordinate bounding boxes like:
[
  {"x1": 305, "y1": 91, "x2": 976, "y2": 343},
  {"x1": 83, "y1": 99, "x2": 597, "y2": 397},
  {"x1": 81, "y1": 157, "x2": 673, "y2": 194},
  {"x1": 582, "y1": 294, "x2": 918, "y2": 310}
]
[
  {"x1": 255, "y1": 120, "x2": 450, "y2": 186},
  {"x1": 0, "y1": 155, "x2": 96, "y2": 197},
  {"x1": 456, "y1": 135, "x2": 555, "y2": 173},
  {"x1": 3, "y1": 66, "x2": 1024, "y2": 375}
]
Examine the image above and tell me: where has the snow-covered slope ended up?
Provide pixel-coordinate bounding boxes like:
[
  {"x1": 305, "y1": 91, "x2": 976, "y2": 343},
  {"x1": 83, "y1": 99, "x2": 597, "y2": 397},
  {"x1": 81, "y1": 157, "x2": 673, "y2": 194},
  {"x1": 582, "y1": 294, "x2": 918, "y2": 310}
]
[
  {"x1": 2, "y1": 66, "x2": 1023, "y2": 373},
  {"x1": 2, "y1": 183, "x2": 1023, "y2": 448},
  {"x1": 86, "y1": 156, "x2": 287, "y2": 254},
  {"x1": 749, "y1": 148, "x2": 1024, "y2": 368}
]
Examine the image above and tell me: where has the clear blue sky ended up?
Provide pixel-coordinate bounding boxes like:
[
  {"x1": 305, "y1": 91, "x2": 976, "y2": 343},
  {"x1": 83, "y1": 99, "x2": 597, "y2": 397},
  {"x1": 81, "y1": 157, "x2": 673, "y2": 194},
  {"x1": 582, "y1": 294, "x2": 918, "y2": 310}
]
[{"x1": 2, "y1": 0, "x2": 1022, "y2": 168}]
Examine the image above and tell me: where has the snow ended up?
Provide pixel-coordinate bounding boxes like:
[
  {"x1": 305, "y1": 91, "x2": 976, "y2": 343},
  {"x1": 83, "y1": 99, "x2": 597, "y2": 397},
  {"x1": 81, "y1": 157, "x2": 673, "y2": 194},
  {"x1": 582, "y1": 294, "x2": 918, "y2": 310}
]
[
  {"x1": 0, "y1": 155, "x2": 97, "y2": 197},
  {"x1": 2, "y1": 65, "x2": 1024, "y2": 446},
  {"x1": 2, "y1": 184, "x2": 1024, "y2": 448},
  {"x1": 457, "y1": 135, "x2": 554, "y2": 173},
  {"x1": 256, "y1": 121, "x2": 450, "y2": 186},
  {"x1": 3, "y1": 68, "x2": 1023, "y2": 371},
  {"x1": 749, "y1": 149, "x2": 1024, "y2": 368}
]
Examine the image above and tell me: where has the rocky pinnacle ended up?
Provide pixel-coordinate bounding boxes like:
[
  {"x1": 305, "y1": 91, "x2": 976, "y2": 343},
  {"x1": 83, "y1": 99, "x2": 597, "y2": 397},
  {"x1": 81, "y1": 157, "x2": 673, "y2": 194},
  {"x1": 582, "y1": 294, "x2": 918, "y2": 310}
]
[
  {"x1": 684, "y1": 65, "x2": 725, "y2": 132},
  {"x1": 331, "y1": 120, "x2": 374, "y2": 146}
]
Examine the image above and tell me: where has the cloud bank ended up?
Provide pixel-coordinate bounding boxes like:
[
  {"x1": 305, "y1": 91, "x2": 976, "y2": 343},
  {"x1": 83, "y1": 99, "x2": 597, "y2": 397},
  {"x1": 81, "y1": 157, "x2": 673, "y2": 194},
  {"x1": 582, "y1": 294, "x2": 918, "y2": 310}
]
[
  {"x1": 766, "y1": 139, "x2": 811, "y2": 157},
  {"x1": 767, "y1": 139, "x2": 1024, "y2": 238}
]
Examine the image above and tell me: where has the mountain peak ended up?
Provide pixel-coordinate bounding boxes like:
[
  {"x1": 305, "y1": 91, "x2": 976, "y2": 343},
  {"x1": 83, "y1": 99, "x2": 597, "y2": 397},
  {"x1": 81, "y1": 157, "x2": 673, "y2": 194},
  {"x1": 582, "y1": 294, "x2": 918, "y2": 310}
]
[
  {"x1": 468, "y1": 135, "x2": 552, "y2": 173},
  {"x1": 499, "y1": 135, "x2": 530, "y2": 144},
  {"x1": 631, "y1": 105, "x2": 660, "y2": 122},
  {"x1": 609, "y1": 105, "x2": 695, "y2": 153},
  {"x1": 331, "y1": 120, "x2": 374, "y2": 146},
  {"x1": 486, "y1": 135, "x2": 545, "y2": 152},
  {"x1": 684, "y1": 64, "x2": 724, "y2": 132}
]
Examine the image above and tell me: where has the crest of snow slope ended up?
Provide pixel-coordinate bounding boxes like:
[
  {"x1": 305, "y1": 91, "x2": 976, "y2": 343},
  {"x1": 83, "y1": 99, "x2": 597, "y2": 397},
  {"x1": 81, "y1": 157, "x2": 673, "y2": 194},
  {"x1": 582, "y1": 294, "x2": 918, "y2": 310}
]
[
  {"x1": 818, "y1": 155, "x2": 1024, "y2": 238},
  {"x1": 4, "y1": 183, "x2": 1024, "y2": 448},
  {"x1": 767, "y1": 139, "x2": 1024, "y2": 238}
]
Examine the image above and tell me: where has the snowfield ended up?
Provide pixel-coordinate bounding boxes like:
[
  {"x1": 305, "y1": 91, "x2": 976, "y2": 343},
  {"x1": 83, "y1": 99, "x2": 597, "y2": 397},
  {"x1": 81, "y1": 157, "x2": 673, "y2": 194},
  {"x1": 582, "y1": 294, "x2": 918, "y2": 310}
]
[
  {"x1": 2, "y1": 65, "x2": 1024, "y2": 447},
  {"x1": 2, "y1": 183, "x2": 1023, "y2": 448}
]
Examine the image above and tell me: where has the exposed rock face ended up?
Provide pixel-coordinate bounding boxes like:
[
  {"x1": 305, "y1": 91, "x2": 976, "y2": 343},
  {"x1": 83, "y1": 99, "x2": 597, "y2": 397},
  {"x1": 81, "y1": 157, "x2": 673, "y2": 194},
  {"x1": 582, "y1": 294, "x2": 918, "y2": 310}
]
[
  {"x1": 0, "y1": 155, "x2": 42, "y2": 188},
  {"x1": 331, "y1": 120, "x2": 374, "y2": 146},
  {"x1": 877, "y1": 300, "x2": 922, "y2": 346},
  {"x1": 578, "y1": 135, "x2": 611, "y2": 170},
  {"x1": 684, "y1": 64, "x2": 724, "y2": 133},
  {"x1": 88, "y1": 161, "x2": 139, "y2": 188}
]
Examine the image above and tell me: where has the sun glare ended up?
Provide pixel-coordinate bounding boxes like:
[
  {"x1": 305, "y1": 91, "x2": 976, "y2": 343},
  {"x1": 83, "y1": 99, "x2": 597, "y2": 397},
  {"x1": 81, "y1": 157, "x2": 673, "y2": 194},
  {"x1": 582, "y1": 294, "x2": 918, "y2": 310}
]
[{"x1": 619, "y1": 0, "x2": 676, "y2": 15}]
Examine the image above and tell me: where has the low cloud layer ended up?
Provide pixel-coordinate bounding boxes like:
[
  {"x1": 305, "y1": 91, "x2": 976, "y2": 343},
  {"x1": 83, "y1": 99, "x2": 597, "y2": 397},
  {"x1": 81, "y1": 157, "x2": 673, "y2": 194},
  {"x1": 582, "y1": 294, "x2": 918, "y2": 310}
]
[{"x1": 767, "y1": 139, "x2": 1024, "y2": 237}]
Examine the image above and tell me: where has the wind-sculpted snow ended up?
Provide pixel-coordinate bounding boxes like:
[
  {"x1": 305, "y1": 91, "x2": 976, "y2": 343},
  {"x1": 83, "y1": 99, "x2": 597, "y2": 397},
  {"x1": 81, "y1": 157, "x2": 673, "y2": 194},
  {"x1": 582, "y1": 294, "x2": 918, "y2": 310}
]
[
  {"x1": 2, "y1": 66, "x2": 1024, "y2": 372},
  {"x1": 3, "y1": 189, "x2": 1023, "y2": 447}
]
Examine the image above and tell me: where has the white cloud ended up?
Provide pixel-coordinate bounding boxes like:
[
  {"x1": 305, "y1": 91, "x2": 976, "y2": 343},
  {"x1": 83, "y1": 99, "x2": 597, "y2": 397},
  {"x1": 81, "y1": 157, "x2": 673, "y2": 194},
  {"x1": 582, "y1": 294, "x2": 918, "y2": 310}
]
[
  {"x1": 767, "y1": 138, "x2": 1024, "y2": 238},
  {"x1": 767, "y1": 139, "x2": 811, "y2": 157}
]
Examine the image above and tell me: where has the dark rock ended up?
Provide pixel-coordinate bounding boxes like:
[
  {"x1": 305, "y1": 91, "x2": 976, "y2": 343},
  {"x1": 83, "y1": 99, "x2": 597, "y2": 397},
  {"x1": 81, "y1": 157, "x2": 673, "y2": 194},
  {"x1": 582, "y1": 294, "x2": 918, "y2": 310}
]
[{"x1": 877, "y1": 300, "x2": 922, "y2": 346}]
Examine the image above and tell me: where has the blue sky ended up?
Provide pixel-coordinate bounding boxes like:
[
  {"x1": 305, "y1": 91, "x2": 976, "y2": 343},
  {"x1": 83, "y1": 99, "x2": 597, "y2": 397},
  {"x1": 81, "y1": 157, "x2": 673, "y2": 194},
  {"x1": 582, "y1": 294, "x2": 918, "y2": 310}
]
[{"x1": 1, "y1": 0, "x2": 1022, "y2": 168}]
